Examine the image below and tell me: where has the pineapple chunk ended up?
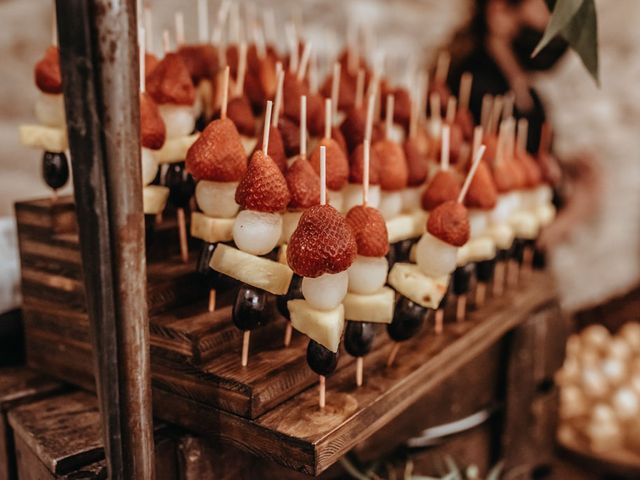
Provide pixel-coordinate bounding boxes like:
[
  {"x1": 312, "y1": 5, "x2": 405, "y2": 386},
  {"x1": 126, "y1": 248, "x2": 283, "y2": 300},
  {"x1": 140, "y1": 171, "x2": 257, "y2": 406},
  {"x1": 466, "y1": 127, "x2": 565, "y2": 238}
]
[
  {"x1": 388, "y1": 262, "x2": 449, "y2": 309},
  {"x1": 343, "y1": 287, "x2": 395, "y2": 324},
  {"x1": 143, "y1": 185, "x2": 169, "y2": 215},
  {"x1": 153, "y1": 134, "x2": 199, "y2": 164},
  {"x1": 277, "y1": 244, "x2": 288, "y2": 265},
  {"x1": 386, "y1": 211, "x2": 427, "y2": 244},
  {"x1": 210, "y1": 243, "x2": 293, "y2": 295},
  {"x1": 190, "y1": 211, "x2": 234, "y2": 243},
  {"x1": 288, "y1": 299, "x2": 344, "y2": 352},
  {"x1": 19, "y1": 124, "x2": 67, "y2": 152}
]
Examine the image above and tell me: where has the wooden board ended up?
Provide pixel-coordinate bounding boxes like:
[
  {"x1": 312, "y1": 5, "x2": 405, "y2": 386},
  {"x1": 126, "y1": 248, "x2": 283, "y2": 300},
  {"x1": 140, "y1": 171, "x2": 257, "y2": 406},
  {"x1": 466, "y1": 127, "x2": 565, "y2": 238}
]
[
  {"x1": 153, "y1": 272, "x2": 557, "y2": 475},
  {"x1": 0, "y1": 367, "x2": 66, "y2": 480}
]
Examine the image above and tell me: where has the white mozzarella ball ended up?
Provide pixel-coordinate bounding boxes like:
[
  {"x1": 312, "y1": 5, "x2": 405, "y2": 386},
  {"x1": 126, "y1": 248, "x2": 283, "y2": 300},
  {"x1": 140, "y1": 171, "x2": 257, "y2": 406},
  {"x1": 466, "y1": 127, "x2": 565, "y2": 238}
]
[
  {"x1": 343, "y1": 184, "x2": 381, "y2": 212},
  {"x1": 612, "y1": 388, "x2": 640, "y2": 421},
  {"x1": 347, "y1": 255, "x2": 389, "y2": 294},
  {"x1": 608, "y1": 338, "x2": 632, "y2": 360},
  {"x1": 581, "y1": 324, "x2": 611, "y2": 352},
  {"x1": 490, "y1": 195, "x2": 513, "y2": 225},
  {"x1": 601, "y1": 357, "x2": 627, "y2": 386},
  {"x1": 560, "y1": 385, "x2": 588, "y2": 419},
  {"x1": 141, "y1": 148, "x2": 159, "y2": 186},
  {"x1": 415, "y1": 232, "x2": 458, "y2": 278},
  {"x1": 35, "y1": 93, "x2": 65, "y2": 128},
  {"x1": 378, "y1": 191, "x2": 404, "y2": 220},
  {"x1": 535, "y1": 184, "x2": 553, "y2": 206},
  {"x1": 302, "y1": 271, "x2": 349, "y2": 311},
  {"x1": 195, "y1": 180, "x2": 240, "y2": 218},
  {"x1": 328, "y1": 189, "x2": 344, "y2": 213},
  {"x1": 468, "y1": 210, "x2": 489, "y2": 238},
  {"x1": 620, "y1": 322, "x2": 640, "y2": 351},
  {"x1": 281, "y1": 211, "x2": 303, "y2": 244},
  {"x1": 401, "y1": 186, "x2": 423, "y2": 213},
  {"x1": 158, "y1": 104, "x2": 195, "y2": 139},
  {"x1": 233, "y1": 210, "x2": 282, "y2": 255}
]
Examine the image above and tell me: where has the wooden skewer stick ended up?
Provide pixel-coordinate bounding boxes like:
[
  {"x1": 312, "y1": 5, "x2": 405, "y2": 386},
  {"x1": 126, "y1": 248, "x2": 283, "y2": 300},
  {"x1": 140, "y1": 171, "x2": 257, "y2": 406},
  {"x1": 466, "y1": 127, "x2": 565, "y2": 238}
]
[
  {"x1": 387, "y1": 343, "x2": 400, "y2": 367},
  {"x1": 331, "y1": 63, "x2": 341, "y2": 121},
  {"x1": 319, "y1": 375, "x2": 326, "y2": 408},
  {"x1": 503, "y1": 92, "x2": 515, "y2": 121},
  {"x1": 365, "y1": 93, "x2": 375, "y2": 143},
  {"x1": 177, "y1": 207, "x2": 189, "y2": 263},
  {"x1": 241, "y1": 330, "x2": 250, "y2": 367},
  {"x1": 435, "y1": 51, "x2": 450, "y2": 85},
  {"x1": 300, "y1": 95, "x2": 307, "y2": 158},
  {"x1": 475, "y1": 282, "x2": 487, "y2": 308},
  {"x1": 262, "y1": 100, "x2": 273, "y2": 155},
  {"x1": 455, "y1": 295, "x2": 467, "y2": 323},
  {"x1": 459, "y1": 73, "x2": 473, "y2": 111},
  {"x1": 480, "y1": 95, "x2": 492, "y2": 133},
  {"x1": 143, "y1": 8, "x2": 154, "y2": 55},
  {"x1": 272, "y1": 69, "x2": 284, "y2": 127},
  {"x1": 493, "y1": 261, "x2": 505, "y2": 296},
  {"x1": 297, "y1": 42, "x2": 312, "y2": 81},
  {"x1": 162, "y1": 30, "x2": 171, "y2": 55},
  {"x1": 175, "y1": 11, "x2": 185, "y2": 47},
  {"x1": 362, "y1": 140, "x2": 370, "y2": 207},
  {"x1": 539, "y1": 122, "x2": 552, "y2": 156},
  {"x1": 420, "y1": 72, "x2": 429, "y2": 121},
  {"x1": 409, "y1": 82, "x2": 420, "y2": 139},
  {"x1": 356, "y1": 357, "x2": 364, "y2": 387},
  {"x1": 516, "y1": 117, "x2": 528, "y2": 155},
  {"x1": 319, "y1": 145, "x2": 327, "y2": 205},
  {"x1": 458, "y1": 145, "x2": 487, "y2": 204},
  {"x1": 208, "y1": 289, "x2": 217, "y2": 312},
  {"x1": 487, "y1": 95, "x2": 503, "y2": 136},
  {"x1": 52, "y1": 4, "x2": 58, "y2": 47},
  {"x1": 220, "y1": 66, "x2": 230, "y2": 119},
  {"x1": 234, "y1": 42, "x2": 248, "y2": 98},
  {"x1": 324, "y1": 98, "x2": 332, "y2": 140},
  {"x1": 197, "y1": 0, "x2": 209, "y2": 44},
  {"x1": 440, "y1": 125, "x2": 450, "y2": 171},
  {"x1": 354, "y1": 69, "x2": 365, "y2": 109},
  {"x1": 445, "y1": 97, "x2": 457, "y2": 125},
  {"x1": 434, "y1": 308, "x2": 444, "y2": 334},
  {"x1": 430, "y1": 92, "x2": 441, "y2": 123},
  {"x1": 285, "y1": 23, "x2": 299, "y2": 73},
  {"x1": 385, "y1": 94, "x2": 394, "y2": 140}
]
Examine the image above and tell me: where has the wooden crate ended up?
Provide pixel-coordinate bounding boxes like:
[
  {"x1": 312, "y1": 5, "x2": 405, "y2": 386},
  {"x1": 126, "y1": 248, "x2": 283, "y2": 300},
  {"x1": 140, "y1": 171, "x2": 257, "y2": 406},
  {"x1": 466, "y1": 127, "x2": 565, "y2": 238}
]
[{"x1": 15, "y1": 197, "x2": 565, "y2": 476}]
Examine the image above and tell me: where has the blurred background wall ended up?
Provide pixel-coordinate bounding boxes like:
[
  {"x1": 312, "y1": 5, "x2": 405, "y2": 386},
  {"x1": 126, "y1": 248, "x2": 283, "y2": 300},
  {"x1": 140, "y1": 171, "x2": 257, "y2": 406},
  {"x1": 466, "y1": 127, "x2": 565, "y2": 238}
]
[{"x1": 0, "y1": 0, "x2": 638, "y2": 312}]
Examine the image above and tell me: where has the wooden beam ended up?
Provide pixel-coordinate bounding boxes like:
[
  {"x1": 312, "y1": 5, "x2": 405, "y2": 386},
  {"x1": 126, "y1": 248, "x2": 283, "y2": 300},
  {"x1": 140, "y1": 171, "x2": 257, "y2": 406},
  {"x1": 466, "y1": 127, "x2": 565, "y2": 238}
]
[{"x1": 55, "y1": 1, "x2": 155, "y2": 479}]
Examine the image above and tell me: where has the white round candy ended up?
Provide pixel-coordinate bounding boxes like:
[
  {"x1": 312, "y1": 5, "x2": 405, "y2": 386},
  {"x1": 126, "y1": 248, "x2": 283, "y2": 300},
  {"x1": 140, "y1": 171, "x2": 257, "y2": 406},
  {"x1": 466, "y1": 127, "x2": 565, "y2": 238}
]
[
  {"x1": 581, "y1": 324, "x2": 611, "y2": 352},
  {"x1": 612, "y1": 388, "x2": 640, "y2": 421},
  {"x1": 158, "y1": 104, "x2": 195, "y2": 139},
  {"x1": 302, "y1": 271, "x2": 349, "y2": 311},
  {"x1": 195, "y1": 180, "x2": 240, "y2": 218},
  {"x1": 347, "y1": 255, "x2": 389, "y2": 295},
  {"x1": 378, "y1": 191, "x2": 403, "y2": 220},
  {"x1": 232, "y1": 210, "x2": 282, "y2": 255},
  {"x1": 468, "y1": 210, "x2": 489, "y2": 238},
  {"x1": 141, "y1": 148, "x2": 159, "y2": 186},
  {"x1": 415, "y1": 232, "x2": 458, "y2": 278},
  {"x1": 490, "y1": 195, "x2": 513, "y2": 225},
  {"x1": 401, "y1": 186, "x2": 423, "y2": 213},
  {"x1": 35, "y1": 93, "x2": 65, "y2": 128},
  {"x1": 560, "y1": 385, "x2": 588, "y2": 418},
  {"x1": 342, "y1": 184, "x2": 381, "y2": 212}
]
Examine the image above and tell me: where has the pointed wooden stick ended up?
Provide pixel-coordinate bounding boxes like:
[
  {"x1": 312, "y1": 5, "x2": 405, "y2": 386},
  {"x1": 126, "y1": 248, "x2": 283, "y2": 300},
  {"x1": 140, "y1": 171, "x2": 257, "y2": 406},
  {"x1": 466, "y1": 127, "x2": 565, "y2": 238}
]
[
  {"x1": 177, "y1": 207, "x2": 188, "y2": 263},
  {"x1": 208, "y1": 289, "x2": 217, "y2": 312},
  {"x1": 285, "y1": 23, "x2": 299, "y2": 73},
  {"x1": 459, "y1": 72, "x2": 472, "y2": 111},
  {"x1": 283, "y1": 323, "x2": 293, "y2": 347},
  {"x1": 356, "y1": 357, "x2": 364, "y2": 387},
  {"x1": 475, "y1": 282, "x2": 486, "y2": 308},
  {"x1": 458, "y1": 145, "x2": 487, "y2": 204},
  {"x1": 455, "y1": 295, "x2": 467, "y2": 322},
  {"x1": 517, "y1": 118, "x2": 528, "y2": 155},
  {"x1": 440, "y1": 125, "x2": 450, "y2": 171},
  {"x1": 430, "y1": 92, "x2": 441, "y2": 122},
  {"x1": 162, "y1": 30, "x2": 171, "y2": 54},
  {"x1": 234, "y1": 42, "x2": 247, "y2": 97},
  {"x1": 262, "y1": 100, "x2": 273, "y2": 155},
  {"x1": 300, "y1": 95, "x2": 307, "y2": 158},
  {"x1": 354, "y1": 69, "x2": 365, "y2": 109},
  {"x1": 435, "y1": 51, "x2": 450, "y2": 84},
  {"x1": 324, "y1": 98, "x2": 332, "y2": 139},
  {"x1": 480, "y1": 95, "x2": 492, "y2": 132},
  {"x1": 272, "y1": 69, "x2": 285, "y2": 127},
  {"x1": 241, "y1": 330, "x2": 250, "y2": 366},
  {"x1": 144, "y1": 7, "x2": 154, "y2": 55},
  {"x1": 445, "y1": 97, "x2": 457, "y2": 125},
  {"x1": 387, "y1": 343, "x2": 400, "y2": 367},
  {"x1": 488, "y1": 95, "x2": 503, "y2": 135},
  {"x1": 221, "y1": 66, "x2": 230, "y2": 119},
  {"x1": 319, "y1": 375, "x2": 326, "y2": 408},
  {"x1": 319, "y1": 145, "x2": 327, "y2": 205},
  {"x1": 434, "y1": 309, "x2": 444, "y2": 334},
  {"x1": 493, "y1": 261, "x2": 505, "y2": 296},
  {"x1": 362, "y1": 140, "x2": 370, "y2": 207},
  {"x1": 175, "y1": 11, "x2": 185, "y2": 46},
  {"x1": 331, "y1": 62, "x2": 341, "y2": 120},
  {"x1": 198, "y1": 0, "x2": 209, "y2": 44},
  {"x1": 365, "y1": 93, "x2": 375, "y2": 143},
  {"x1": 385, "y1": 94, "x2": 394, "y2": 141},
  {"x1": 503, "y1": 91, "x2": 515, "y2": 120},
  {"x1": 297, "y1": 42, "x2": 312, "y2": 81}
]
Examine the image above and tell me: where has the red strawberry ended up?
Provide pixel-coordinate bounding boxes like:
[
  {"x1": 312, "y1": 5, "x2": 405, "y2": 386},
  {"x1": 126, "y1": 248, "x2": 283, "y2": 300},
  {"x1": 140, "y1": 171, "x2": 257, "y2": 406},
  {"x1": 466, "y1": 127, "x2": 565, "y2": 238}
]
[
  {"x1": 345, "y1": 205, "x2": 389, "y2": 257},
  {"x1": 349, "y1": 143, "x2": 380, "y2": 185},
  {"x1": 491, "y1": 160, "x2": 515, "y2": 193},
  {"x1": 235, "y1": 150, "x2": 290, "y2": 212},
  {"x1": 455, "y1": 108, "x2": 474, "y2": 141},
  {"x1": 309, "y1": 138, "x2": 349, "y2": 190},
  {"x1": 372, "y1": 140, "x2": 409, "y2": 191},
  {"x1": 403, "y1": 138, "x2": 429, "y2": 186},
  {"x1": 516, "y1": 151, "x2": 542, "y2": 188},
  {"x1": 381, "y1": 86, "x2": 411, "y2": 129},
  {"x1": 227, "y1": 96, "x2": 256, "y2": 137},
  {"x1": 286, "y1": 157, "x2": 320, "y2": 210},
  {"x1": 278, "y1": 117, "x2": 301, "y2": 158},
  {"x1": 283, "y1": 72, "x2": 308, "y2": 121},
  {"x1": 145, "y1": 52, "x2": 159, "y2": 79},
  {"x1": 253, "y1": 125, "x2": 287, "y2": 173},
  {"x1": 465, "y1": 161, "x2": 498, "y2": 210},
  {"x1": 177, "y1": 44, "x2": 218, "y2": 84},
  {"x1": 320, "y1": 71, "x2": 356, "y2": 111},
  {"x1": 34, "y1": 46, "x2": 62, "y2": 94},
  {"x1": 306, "y1": 93, "x2": 326, "y2": 137},
  {"x1": 421, "y1": 170, "x2": 462, "y2": 211},
  {"x1": 332, "y1": 126, "x2": 348, "y2": 154},
  {"x1": 146, "y1": 53, "x2": 195, "y2": 106},
  {"x1": 140, "y1": 93, "x2": 166, "y2": 150},
  {"x1": 287, "y1": 204, "x2": 357, "y2": 277},
  {"x1": 186, "y1": 118, "x2": 247, "y2": 181},
  {"x1": 427, "y1": 200, "x2": 470, "y2": 247},
  {"x1": 340, "y1": 106, "x2": 367, "y2": 153}
]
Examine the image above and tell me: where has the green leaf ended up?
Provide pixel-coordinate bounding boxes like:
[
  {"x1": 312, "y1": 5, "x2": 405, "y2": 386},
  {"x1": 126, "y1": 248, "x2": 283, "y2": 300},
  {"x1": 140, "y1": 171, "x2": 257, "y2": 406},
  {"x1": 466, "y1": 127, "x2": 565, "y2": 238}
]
[
  {"x1": 532, "y1": 0, "x2": 583, "y2": 57},
  {"x1": 534, "y1": 0, "x2": 600, "y2": 85}
]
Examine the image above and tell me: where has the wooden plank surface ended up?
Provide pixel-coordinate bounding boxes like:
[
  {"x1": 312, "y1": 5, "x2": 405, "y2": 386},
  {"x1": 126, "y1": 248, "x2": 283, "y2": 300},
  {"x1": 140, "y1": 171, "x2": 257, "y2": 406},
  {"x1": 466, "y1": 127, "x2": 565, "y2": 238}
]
[{"x1": 154, "y1": 271, "x2": 557, "y2": 475}]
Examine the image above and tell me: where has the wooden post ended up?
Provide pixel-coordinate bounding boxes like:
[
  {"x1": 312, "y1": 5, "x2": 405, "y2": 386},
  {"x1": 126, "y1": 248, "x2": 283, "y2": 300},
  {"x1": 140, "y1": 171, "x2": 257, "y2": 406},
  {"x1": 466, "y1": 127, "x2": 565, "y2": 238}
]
[{"x1": 55, "y1": 1, "x2": 155, "y2": 479}]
